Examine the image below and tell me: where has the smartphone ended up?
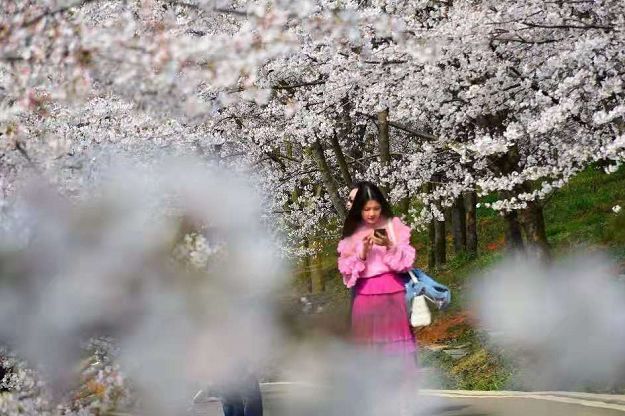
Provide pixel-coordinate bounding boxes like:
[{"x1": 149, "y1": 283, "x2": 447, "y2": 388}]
[{"x1": 374, "y1": 228, "x2": 387, "y2": 239}]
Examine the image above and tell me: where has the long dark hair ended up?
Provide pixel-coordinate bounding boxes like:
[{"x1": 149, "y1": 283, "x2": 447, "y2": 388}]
[{"x1": 341, "y1": 181, "x2": 393, "y2": 238}]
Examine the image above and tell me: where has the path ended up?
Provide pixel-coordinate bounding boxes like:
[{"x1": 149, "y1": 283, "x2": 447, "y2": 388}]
[{"x1": 191, "y1": 383, "x2": 625, "y2": 416}]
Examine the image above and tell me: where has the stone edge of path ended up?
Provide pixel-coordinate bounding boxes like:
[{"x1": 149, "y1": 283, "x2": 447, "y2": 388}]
[
  {"x1": 259, "y1": 383, "x2": 625, "y2": 412},
  {"x1": 420, "y1": 389, "x2": 625, "y2": 412}
]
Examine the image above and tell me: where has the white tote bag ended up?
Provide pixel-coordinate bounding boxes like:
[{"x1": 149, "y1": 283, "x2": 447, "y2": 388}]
[
  {"x1": 387, "y1": 219, "x2": 432, "y2": 328},
  {"x1": 409, "y1": 290, "x2": 432, "y2": 327}
]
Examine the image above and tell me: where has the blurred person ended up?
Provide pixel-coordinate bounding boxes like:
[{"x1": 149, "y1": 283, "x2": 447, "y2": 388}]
[
  {"x1": 215, "y1": 368, "x2": 263, "y2": 416},
  {"x1": 178, "y1": 221, "x2": 263, "y2": 416},
  {"x1": 191, "y1": 359, "x2": 263, "y2": 416},
  {"x1": 346, "y1": 186, "x2": 359, "y2": 211}
]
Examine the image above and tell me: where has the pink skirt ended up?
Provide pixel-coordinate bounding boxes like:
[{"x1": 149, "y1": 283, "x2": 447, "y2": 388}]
[{"x1": 352, "y1": 273, "x2": 417, "y2": 358}]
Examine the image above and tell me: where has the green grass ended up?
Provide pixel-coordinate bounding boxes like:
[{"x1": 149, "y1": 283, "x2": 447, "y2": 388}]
[
  {"x1": 545, "y1": 166, "x2": 625, "y2": 250},
  {"x1": 422, "y1": 165, "x2": 625, "y2": 391}
]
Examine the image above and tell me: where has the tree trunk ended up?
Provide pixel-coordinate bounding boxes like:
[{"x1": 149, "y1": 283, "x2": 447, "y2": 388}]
[
  {"x1": 377, "y1": 109, "x2": 391, "y2": 197},
  {"x1": 519, "y1": 201, "x2": 551, "y2": 260},
  {"x1": 310, "y1": 139, "x2": 347, "y2": 221},
  {"x1": 503, "y1": 210, "x2": 524, "y2": 251},
  {"x1": 451, "y1": 194, "x2": 467, "y2": 255},
  {"x1": 429, "y1": 176, "x2": 446, "y2": 268},
  {"x1": 465, "y1": 191, "x2": 478, "y2": 257},
  {"x1": 424, "y1": 181, "x2": 436, "y2": 268},
  {"x1": 377, "y1": 109, "x2": 391, "y2": 166},
  {"x1": 398, "y1": 187, "x2": 410, "y2": 215},
  {"x1": 331, "y1": 99, "x2": 354, "y2": 188},
  {"x1": 329, "y1": 134, "x2": 353, "y2": 188},
  {"x1": 311, "y1": 251, "x2": 325, "y2": 293},
  {"x1": 428, "y1": 220, "x2": 436, "y2": 269},
  {"x1": 302, "y1": 238, "x2": 313, "y2": 293},
  {"x1": 348, "y1": 124, "x2": 366, "y2": 165},
  {"x1": 434, "y1": 215, "x2": 446, "y2": 268}
]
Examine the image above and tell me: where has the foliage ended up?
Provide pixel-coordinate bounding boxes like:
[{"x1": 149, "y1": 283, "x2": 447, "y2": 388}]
[{"x1": 2, "y1": 0, "x2": 625, "y2": 255}]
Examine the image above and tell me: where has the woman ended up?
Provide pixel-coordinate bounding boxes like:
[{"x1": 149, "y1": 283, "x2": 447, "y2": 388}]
[{"x1": 338, "y1": 181, "x2": 417, "y2": 362}]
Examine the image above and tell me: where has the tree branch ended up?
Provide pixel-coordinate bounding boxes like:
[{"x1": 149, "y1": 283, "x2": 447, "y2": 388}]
[
  {"x1": 310, "y1": 139, "x2": 347, "y2": 220},
  {"x1": 167, "y1": 0, "x2": 248, "y2": 16},
  {"x1": 278, "y1": 167, "x2": 320, "y2": 183},
  {"x1": 253, "y1": 150, "x2": 302, "y2": 168},
  {"x1": 330, "y1": 99, "x2": 354, "y2": 187},
  {"x1": 362, "y1": 59, "x2": 408, "y2": 65},
  {"x1": 357, "y1": 112, "x2": 437, "y2": 141},
  {"x1": 521, "y1": 21, "x2": 613, "y2": 31},
  {"x1": 15, "y1": 141, "x2": 39, "y2": 171},
  {"x1": 492, "y1": 35, "x2": 563, "y2": 45},
  {"x1": 272, "y1": 80, "x2": 326, "y2": 90},
  {"x1": 22, "y1": 0, "x2": 100, "y2": 27}
]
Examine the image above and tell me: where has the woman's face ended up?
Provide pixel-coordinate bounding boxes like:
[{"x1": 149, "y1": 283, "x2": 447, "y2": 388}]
[{"x1": 361, "y1": 200, "x2": 382, "y2": 225}]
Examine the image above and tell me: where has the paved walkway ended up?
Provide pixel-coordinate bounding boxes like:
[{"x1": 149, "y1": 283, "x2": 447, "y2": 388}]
[
  {"x1": 190, "y1": 383, "x2": 625, "y2": 416},
  {"x1": 422, "y1": 389, "x2": 625, "y2": 416}
]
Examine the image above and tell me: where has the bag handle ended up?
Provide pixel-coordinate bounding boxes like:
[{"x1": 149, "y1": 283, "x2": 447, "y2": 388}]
[{"x1": 387, "y1": 218, "x2": 418, "y2": 284}]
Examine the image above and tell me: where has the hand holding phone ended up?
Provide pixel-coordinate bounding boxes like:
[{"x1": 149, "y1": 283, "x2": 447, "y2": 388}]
[{"x1": 373, "y1": 228, "x2": 389, "y2": 246}]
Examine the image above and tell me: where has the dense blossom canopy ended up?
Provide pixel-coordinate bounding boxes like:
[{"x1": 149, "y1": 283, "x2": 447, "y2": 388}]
[{"x1": 1, "y1": 0, "x2": 624, "y2": 248}]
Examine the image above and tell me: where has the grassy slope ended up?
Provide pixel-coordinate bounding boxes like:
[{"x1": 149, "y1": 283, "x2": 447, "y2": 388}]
[{"x1": 420, "y1": 165, "x2": 625, "y2": 391}]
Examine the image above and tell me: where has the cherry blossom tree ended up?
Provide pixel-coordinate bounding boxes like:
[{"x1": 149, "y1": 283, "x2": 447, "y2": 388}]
[
  {"x1": 2, "y1": 0, "x2": 625, "y2": 257},
  {"x1": 213, "y1": 0, "x2": 625, "y2": 258},
  {"x1": 397, "y1": 0, "x2": 625, "y2": 256}
]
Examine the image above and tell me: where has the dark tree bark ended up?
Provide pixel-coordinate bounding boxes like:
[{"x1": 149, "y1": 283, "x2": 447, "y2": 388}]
[
  {"x1": 348, "y1": 124, "x2": 366, "y2": 165},
  {"x1": 503, "y1": 210, "x2": 524, "y2": 251},
  {"x1": 465, "y1": 191, "x2": 478, "y2": 257},
  {"x1": 302, "y1": 238, "x2": 313, "y2": 293},
  {"x1": 434, "y1": 214, "x2": 446, "y2": 268},
  {"x1": 428, "y1": 219, "x2": 436, "y2": 269},
  {"x1": 398, "y1": 187, "x2": 410, "y2": 215},
  {"x1": 311, "y1": 250, "x2": 326, "y2": 293},
  {"x1": 425, "y1": 182, "x2": 436, "y2": 268},
  {"x1": 519, "y1": 200, "x2": 551, "y2": 260},
  {"x1": 377, "y1": 109, "x2": 391, "y2": 166},
  {"x1": 331, "y1": 100, "x2": 354, "y2": 187},
  {"x1": 310, "y1": 139, "x2": 347, "y2": 221},
  {"x1": 451, "y1": 194, "x2": 467, "y2": 254},
  {"x1": 428, "y1": 177, "x2": 446, "y2": 268},
  {"x1": 329, "y1": 134, "x2": 353, "y2": 188},
  {"x1": 376, "y1": 108, "x2": 391, "y2": 196}
]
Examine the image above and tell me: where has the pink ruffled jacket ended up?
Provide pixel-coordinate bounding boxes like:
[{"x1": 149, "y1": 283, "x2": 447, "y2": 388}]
[{"x1": 337, "y1": 216, "x2": 416, "y2": 288}]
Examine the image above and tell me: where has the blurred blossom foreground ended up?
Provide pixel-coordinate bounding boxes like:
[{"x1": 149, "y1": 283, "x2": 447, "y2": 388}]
[
  {"x1": 0, "y1": 160, "x2": 287, "y2": 415},
  {"x1": 3, "y1": 160, "x2": 624, "y2": 416},
  {"x1": 0, "y1": 160, "x2": 430, "y2": 416},
  {"x1": 471, "y1": 255, "x2": 625, "y2": 390}
]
